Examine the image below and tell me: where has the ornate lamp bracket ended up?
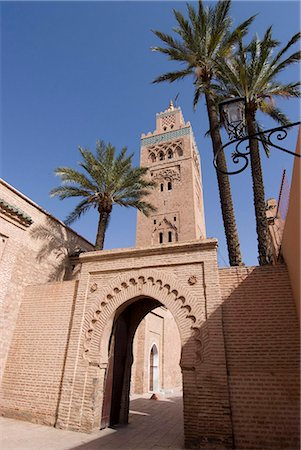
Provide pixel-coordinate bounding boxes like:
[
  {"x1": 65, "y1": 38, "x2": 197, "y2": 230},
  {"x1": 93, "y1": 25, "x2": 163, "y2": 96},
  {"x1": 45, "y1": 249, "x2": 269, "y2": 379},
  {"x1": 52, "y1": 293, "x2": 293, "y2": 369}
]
[{"x1": 213, "y1": 122, "x2": 301, "y2": 175}]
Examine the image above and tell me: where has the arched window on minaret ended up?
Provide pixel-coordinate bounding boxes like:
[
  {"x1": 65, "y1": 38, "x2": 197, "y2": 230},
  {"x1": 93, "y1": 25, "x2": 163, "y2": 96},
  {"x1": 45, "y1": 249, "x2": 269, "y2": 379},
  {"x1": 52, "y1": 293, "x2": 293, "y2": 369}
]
[
  {"x1": 159, "y1": 151, "x2": 165, "y2": 161},
  {"x1": 167, "y1": 149, "x2": 173, "y2": 159},
  {"x1": 176, "y1": 145, "x2": 183, "y2": 157},
  {"x1": 150, "y1": 152, "x2": 156, "y2": 163},
  {"x1": 168, "y1": 231, "x2": 172, "y2": 242},
  {"x1": 159, "y1": 232, "x2": 163, "y2": 244},
  {"x1": 167, "y1": 181, "x2": 172, "y2": 191}
]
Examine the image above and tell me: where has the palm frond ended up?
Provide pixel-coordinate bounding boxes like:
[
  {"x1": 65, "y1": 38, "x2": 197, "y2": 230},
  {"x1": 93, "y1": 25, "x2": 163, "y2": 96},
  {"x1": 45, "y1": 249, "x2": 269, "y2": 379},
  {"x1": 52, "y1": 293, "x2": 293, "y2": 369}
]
[
  {"x1": 64, "y1": 199, "x2": 94, "y2": 225},
  {"x1": 50, "y1": 185, "x2": 94, "y2": 200},
  {"x1": 193, "y1": 86, "x2": 202, "y2": 109},
  {"x1": 53, "y1": 166, "x2": 97, "y2": 192},
  {"x1": 256, "y1": 122, "x2": 271, "y2": 157},
  {"x1": 270, "y1": 31, "x2": 301, "y2": 67},
  {"x1": 153, "y1": 69, "x2": 193, "y2": 84},
  {"x1": 260, "y1": 103, "x2": 291, "y2": 126},
  {"x1": 152, "y1": 30, "x2": 189, "y2": 55}
]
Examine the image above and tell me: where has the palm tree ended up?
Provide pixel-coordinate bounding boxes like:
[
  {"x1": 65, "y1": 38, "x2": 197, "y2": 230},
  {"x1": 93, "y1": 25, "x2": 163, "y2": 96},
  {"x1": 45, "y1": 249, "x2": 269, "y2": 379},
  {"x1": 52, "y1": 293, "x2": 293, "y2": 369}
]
[
  {"x1": 51, "y1": 141, "x2": 156, "y2": 250},
  {"x1": 152, "y1": 0, "x2": 255, "y2": 266},
  {"x1": 215, "y1": 29, "x2": 300, "y2": 264}
]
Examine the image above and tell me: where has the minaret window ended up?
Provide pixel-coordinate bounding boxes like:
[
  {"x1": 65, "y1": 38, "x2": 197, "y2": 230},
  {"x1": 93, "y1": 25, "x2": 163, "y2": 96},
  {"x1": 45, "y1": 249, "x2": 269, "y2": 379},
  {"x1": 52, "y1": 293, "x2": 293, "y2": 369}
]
[
  {"x1": 160, "y1": 183, "x2": 164, "y2": 192},
  {"x1": 168, "y1": 231, "x2": 172, "y2": 242},
  {"x1": 167, "y1": 181, "x2": 172, "y2": 190},
  {"x1": 159, "y1": 151, "x2": 165, "y2": 161},
  {"x1": 176, "y1": 145, "x2": 183, "y2": 157},
  {"x1": 159, "y1": 232, "x2": 163, "y2": 244},
  {"x1": 154, "y1": 219, "x2": 156, "y2": 224},
  {"x1": 167, "y1": 150, "x2": 173, "y2": 159},
  {"x1": 150, "y1": 152, "x2": 156, "y2": 162},
  {"x1": 174, "y1": 216, "x2": 176, "y2": 221}
]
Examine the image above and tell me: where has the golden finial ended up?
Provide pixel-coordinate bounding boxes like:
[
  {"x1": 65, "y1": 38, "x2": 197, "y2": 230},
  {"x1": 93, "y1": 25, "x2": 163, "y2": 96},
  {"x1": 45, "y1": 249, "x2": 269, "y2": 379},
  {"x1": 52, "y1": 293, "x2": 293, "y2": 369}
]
[{"x1": 169, "y1": 100, "x2": 174, "y2": 110}]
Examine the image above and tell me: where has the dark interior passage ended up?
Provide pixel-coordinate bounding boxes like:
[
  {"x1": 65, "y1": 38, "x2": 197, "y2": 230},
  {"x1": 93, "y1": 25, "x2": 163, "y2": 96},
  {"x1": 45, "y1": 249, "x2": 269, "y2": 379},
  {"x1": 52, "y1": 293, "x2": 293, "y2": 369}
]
[{"x1": 101, "y1": 297, "x2": 162, "y2": 428}]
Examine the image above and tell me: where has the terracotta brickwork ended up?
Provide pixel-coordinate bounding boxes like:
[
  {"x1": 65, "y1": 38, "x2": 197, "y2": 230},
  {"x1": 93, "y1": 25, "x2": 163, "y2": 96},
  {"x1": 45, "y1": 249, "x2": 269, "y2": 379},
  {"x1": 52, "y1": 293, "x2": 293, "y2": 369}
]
[
  {"x1": 136, "y1": 103, "x2": 206, "y2": 247},
  {"x1": 0, "y1": 179, "x2": 93, "y2": 383},
  {"x1": 1, "y1": 240, "x2": 233, "y2": 449},
  {"x1": 0, "y1": 281, "x2": 78, "y2": 425},
  {"x1": 1, "y1": 243, "x2": 299, "y2": 449},
  {"x1": 220, "y1": 265, "x2": 300, "y2": 450}
]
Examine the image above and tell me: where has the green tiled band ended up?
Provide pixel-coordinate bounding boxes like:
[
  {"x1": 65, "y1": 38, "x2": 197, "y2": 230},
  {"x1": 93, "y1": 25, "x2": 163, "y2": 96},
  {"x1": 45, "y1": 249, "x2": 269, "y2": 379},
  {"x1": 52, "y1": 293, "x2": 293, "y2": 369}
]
[{"x1": 141, "y1": 127, "x2": 190, "y2": 147}]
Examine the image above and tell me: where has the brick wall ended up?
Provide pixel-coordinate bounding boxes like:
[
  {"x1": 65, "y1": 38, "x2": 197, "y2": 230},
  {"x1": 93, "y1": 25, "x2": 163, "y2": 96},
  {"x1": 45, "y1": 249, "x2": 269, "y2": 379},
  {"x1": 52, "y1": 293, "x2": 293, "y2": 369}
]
[
  {"x1": 220, "y1": 265, "x2": 300, "y2": 450},
  {"x1": 0, "y1": 179, "x2": 93, "y2": 382},
  {"x1": 0, "y1": 281, "x2": 78, "y2": 426},
  {"x1": 4, "y1": 241, "x2": 298, "y2": 448}
]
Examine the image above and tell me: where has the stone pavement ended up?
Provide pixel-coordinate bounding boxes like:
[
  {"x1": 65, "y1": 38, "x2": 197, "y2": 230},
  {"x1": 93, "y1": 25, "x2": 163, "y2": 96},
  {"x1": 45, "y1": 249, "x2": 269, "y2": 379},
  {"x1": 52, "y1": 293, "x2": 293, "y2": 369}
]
[{"x1": 0, "y1": 392, "x2": 184, "y2": 450}]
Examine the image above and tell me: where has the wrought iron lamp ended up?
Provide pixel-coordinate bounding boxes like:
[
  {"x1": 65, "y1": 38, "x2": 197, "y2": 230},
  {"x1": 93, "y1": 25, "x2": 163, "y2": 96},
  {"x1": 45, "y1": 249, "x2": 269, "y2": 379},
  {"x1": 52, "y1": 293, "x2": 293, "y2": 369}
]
[
  {"x1": 214, "y1": 96, "x2": 300, "y2": 175},
  {"x1": 219, "y1": 97, "x2": 246, "y2": 140}
]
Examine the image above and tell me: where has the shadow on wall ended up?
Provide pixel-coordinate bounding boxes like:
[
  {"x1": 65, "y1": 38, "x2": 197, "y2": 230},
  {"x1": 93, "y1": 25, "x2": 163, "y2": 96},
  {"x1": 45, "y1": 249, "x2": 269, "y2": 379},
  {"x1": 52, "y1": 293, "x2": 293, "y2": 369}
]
[
  {"x1": 29, "y1": 217, "x2": 87, "y2": 281},
  {"x1": 220, "y1": 265, "x2": 300, "y2": 450}
]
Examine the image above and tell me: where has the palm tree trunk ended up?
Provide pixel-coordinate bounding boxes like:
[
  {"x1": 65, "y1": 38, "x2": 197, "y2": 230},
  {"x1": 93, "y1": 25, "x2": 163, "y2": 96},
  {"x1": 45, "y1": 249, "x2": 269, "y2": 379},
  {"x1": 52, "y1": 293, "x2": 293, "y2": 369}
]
[
  {"x1": 205, "y1": 91, "x2": 243, "y2": 266},
  {"x1": 245, "y1": 108, "x2": 273, "y2": 265},
  {"x1": 95, "y1": 210, "x2": 111, "y2": 250}
]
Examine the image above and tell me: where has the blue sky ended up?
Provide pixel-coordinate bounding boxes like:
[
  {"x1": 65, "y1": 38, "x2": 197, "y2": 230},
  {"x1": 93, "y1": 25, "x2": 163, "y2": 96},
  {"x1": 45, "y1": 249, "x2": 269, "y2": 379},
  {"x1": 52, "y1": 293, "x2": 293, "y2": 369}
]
[{"x1": 1, "y1": 1, "x2": 300, "y2": 266}]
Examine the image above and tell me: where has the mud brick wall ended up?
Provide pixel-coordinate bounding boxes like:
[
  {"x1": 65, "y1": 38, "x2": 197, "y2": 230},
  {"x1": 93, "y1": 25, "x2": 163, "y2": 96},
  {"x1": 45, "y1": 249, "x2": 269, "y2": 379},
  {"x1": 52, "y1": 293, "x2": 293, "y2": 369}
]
[
  {"x1": 0, "y1": 281, "x2": 78, "y2": 426},
  {"x1": 220, "y1": 265, "x2": 300, "y2": 450}
]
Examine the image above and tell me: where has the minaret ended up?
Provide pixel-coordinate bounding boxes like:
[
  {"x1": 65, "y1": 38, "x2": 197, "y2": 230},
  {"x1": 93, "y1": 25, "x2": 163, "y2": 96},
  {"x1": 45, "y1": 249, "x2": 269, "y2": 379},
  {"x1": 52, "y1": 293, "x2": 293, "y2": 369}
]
[{"x1": 136, "y1": 102, "x2": 206, "y2": 247}]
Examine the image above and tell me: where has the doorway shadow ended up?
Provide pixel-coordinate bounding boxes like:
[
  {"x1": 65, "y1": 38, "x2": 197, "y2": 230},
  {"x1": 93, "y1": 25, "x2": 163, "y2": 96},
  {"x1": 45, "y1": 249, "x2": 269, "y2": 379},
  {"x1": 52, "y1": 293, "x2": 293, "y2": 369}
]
[{"x1": 69, "y1": 395, "x2": 184, "y2": 450}]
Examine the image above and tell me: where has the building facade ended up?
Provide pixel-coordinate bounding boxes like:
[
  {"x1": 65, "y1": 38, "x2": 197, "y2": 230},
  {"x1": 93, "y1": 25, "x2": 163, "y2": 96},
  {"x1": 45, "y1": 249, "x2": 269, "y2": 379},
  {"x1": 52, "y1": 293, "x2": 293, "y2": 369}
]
[{"x1": 0, "y1": 107, "x2": 299, "y2": 450}]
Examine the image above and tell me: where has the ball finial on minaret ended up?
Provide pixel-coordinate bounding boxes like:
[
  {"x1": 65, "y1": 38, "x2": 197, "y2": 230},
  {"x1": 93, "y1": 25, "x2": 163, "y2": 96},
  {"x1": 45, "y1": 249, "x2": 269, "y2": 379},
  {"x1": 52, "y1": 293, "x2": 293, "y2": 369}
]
[{"x1": 169, "y1": 100, "x2": 174, "y2": 110}]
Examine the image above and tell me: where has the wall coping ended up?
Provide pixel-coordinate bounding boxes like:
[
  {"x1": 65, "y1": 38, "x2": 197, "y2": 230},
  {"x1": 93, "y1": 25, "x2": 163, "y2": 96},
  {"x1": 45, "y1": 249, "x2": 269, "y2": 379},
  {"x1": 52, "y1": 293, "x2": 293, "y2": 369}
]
[{"x1": 74, "y1": 238, "x2": 218, "y2": 263}]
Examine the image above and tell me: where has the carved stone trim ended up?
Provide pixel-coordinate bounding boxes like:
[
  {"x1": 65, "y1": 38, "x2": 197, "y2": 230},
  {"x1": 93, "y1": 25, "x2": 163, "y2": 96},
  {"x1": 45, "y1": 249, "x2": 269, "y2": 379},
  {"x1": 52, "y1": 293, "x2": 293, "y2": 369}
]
[
  {"x1": 82, "y1": 270, "x2": 205, "y2": 366},
  {"x1": 152, "y1": 168, "x2": 181, "y2": 182}
]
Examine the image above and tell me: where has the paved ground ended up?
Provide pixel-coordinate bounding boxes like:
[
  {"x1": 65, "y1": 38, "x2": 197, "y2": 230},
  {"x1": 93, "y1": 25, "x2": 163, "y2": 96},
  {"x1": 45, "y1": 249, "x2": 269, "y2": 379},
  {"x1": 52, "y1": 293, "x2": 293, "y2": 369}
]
[{"x1": 0, "y1": 392, "x2": 184, "y2": 450}]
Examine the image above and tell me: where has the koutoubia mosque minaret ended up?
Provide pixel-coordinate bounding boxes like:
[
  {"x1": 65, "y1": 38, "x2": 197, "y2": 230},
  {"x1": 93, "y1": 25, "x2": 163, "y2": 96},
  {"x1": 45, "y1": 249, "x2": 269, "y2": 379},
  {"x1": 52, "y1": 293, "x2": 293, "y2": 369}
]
[{"x1": 136, "y1": 101, "x2": 206, "y2": 247}]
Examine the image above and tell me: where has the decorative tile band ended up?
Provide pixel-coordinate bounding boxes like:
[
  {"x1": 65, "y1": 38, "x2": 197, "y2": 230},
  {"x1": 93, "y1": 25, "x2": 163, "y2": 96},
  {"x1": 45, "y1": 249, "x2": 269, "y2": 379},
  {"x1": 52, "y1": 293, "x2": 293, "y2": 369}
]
[
  {"x1": 141, "y1": 127, "x2": 191, "y2": 147},
  {"x1": 0, "y1": 198, "x2": 33, "y2": 225}
]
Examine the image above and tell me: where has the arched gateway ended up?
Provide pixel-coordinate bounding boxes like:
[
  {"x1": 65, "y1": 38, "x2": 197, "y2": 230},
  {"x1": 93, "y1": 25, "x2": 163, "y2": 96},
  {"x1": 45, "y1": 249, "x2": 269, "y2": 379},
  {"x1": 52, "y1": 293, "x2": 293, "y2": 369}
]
[
  {"x1": 84, "y1": 270, "x2": 200, "y2": 431},
  {"x1": 53, "y1": 242, "x2": 233, "y2": 449}
]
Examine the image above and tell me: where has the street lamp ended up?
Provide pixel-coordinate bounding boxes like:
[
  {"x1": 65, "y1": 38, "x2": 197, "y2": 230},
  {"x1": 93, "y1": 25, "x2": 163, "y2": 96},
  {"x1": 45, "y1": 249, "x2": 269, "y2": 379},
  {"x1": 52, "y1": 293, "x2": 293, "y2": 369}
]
[
  {"x1": 219, "y1": 97, "x2": 246, "y2": 140},
  {"x1": 214, "y1": 97, "x2": 300, "y2": 175}
]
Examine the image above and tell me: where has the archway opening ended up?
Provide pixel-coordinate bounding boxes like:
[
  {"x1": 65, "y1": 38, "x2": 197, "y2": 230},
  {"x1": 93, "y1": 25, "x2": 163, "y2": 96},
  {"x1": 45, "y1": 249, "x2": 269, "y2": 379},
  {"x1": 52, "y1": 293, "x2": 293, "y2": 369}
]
[
  {"x1": 149, "y1": 343, "x2": 159, "y2": 392},
  {"x1": 100, "y1": 296, "x2": 182, "y2": 430}
]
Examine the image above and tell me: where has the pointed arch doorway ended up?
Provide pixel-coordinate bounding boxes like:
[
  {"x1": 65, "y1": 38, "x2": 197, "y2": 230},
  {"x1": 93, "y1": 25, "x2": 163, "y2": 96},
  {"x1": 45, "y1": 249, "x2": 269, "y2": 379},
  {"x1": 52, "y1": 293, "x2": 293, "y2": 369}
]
[
  {"x1": 100, "y1": 295, "x2": 181, "y2": 429},
  {"x1": 149, "y1": 343, "x2": 159, "y2": 392}
]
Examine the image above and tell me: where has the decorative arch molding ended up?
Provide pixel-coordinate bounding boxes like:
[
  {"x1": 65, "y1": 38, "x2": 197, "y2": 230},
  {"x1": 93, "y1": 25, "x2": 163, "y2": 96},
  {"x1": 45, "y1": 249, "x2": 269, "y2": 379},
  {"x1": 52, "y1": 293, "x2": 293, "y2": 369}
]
[
  {"x1": 152, "y1": 217, "x2": 178, "y2": 234},
  {"x1": 152, "y1": 168, "x2": 181, "y2": 182},
  {"x1": 82, "y1": 269, "x2": 205, "y2": 369}
]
